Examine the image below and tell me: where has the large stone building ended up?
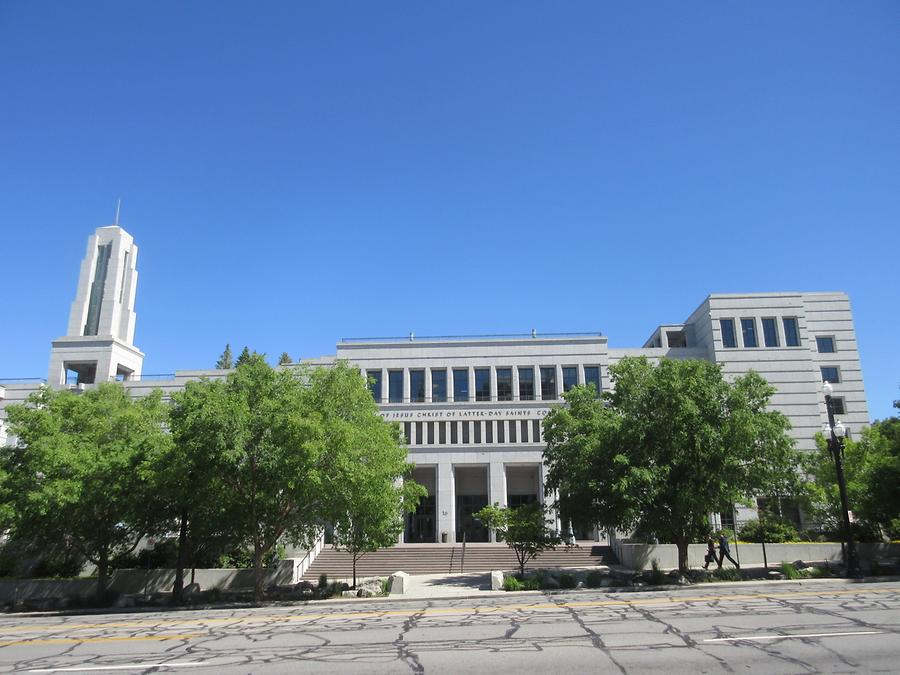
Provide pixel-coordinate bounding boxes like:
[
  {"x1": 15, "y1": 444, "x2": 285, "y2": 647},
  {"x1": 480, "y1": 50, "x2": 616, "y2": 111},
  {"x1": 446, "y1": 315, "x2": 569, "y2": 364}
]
[{"x1": 0, "y1": 225, "x2": 870, "y2": 542}]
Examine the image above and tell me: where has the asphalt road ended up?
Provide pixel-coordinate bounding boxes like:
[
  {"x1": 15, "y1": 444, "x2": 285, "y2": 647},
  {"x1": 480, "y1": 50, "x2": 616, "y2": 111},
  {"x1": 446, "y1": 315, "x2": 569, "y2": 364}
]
[{"x1": 1, "y1": 580, "x2": 899, "y2": 674}]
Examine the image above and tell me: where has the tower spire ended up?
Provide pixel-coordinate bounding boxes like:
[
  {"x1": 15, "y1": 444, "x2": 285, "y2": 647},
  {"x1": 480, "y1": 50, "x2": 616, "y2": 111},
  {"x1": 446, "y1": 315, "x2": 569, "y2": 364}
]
[{"x1": 114, "y1": 198, "x2": 121, "y2": 226}]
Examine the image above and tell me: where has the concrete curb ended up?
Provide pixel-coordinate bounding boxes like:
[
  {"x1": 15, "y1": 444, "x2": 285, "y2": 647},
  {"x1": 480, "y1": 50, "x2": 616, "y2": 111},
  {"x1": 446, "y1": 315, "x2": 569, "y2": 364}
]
[{"x1": 9, "y1": 575, "x2": 900, "y2": 619}]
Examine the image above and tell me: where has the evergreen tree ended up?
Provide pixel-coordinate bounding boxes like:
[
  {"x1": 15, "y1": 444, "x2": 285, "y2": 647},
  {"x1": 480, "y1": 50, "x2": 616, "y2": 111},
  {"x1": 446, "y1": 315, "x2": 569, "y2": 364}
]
[
  {"x1": 278, "y1": 352, "x2": 292, "y2": 365},
  {"x1": 235, "y1": 346, "x2": 252, "y2": 367},
  {"x1": 215, "y1": 344, "x2": 233, "y2": 369}
]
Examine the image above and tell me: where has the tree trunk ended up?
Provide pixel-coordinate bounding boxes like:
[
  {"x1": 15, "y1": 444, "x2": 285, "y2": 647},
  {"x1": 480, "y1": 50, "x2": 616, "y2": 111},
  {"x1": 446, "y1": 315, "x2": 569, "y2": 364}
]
[
  {"x1": 253, "y1": 542, "x2": 264, "y2": 602},
  {"x1": 96, "y1": 548, "x2": 109, "y2": 601},
  {"x1": 352, "y1": 553, "x2": 357, "y2": 590},
  {"x1": 676, "y1": 538, "x2": 689, "y2": 573},
  {"x1": 172, "y1": 508, "x2": 189, "y2": 603}
]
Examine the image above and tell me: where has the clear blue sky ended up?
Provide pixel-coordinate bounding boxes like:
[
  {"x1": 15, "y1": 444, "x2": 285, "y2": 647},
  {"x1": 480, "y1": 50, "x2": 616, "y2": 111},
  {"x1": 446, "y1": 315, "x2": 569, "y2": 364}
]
[{"x1": 1, "y1": 1, "x2": 898, "y2": 421}]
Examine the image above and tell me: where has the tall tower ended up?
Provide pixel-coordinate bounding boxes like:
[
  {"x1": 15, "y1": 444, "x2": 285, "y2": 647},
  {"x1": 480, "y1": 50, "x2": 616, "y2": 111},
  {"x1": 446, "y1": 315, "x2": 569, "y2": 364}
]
[{"x1": 48, "y1": 226, "x2": 144, "y2": 385}]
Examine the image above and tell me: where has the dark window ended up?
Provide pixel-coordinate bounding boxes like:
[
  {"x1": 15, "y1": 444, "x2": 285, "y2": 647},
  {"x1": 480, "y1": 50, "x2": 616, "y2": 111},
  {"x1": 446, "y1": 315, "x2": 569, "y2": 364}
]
[
  {"x1": 427, "y1": 422, "x2": 435, "y2": 444},
  {"x1": 497, "y1": 421, "x2": 505, "y2": 443},
  {"x1": 666, "y1": 330, "x2": 686, "y2": 348},
  {"x1": 389, "y1": 370, "x2": 404, "y2": 403},
  {"x1": 366, "y1": 369, "x2": 382, "y2": 402},
  {"x1": 410, "y1": 370, "x2": 425, "y2": 403},
  {"x1": 562, "y1": 366, "x2": 578, "y2": 393},
  {"x1": 509, "y1": 421, "x2": 517, "y2": 443},
  {"x1": 520, "y1": 420, "x2": 529, "y2": 442},
  {"x1": 474, "y1": 368, "x2": 491, "y2": 401},
  {"x1": 474, "y1": 422, "x2": 482, "y2": 444},
  {"x1": 720, "y1": 319, "x2": 737, "y2": 348},
  {"x1": 762, "y1": 318, "x2": 779, "y2": 347},
  {"x1": 415, "y1": 422, "x2": 424, "y2": 445},
  {"x1": 439, "y1": 422, "x2": 447, "y2": 444},
  {"x1": 462, "y1": 422, "x2": 470, "y2": 444},
  {"x1": 518, "y1": 367, "x2": 535, "y2": 400},
  {"x1": 532, "y1": 420, "x2": 541, "y2": 442},
  {"x1": 540, "y1": 367, "x2": 557, "y2": 400},
  {"x1": 584, "y1": 366, "x2": 601, "y2": 396},
  {"x1": 830, "y1": 397, "x2": 846, "y2": 415},
  {"x1": 451, "y1": 422, "x2": 458, "y2": 444},
  {"x1": 496, "y1": 368, "x2": 512, "y2": 401},
  {"x1": 403, "y1": 422, "x2": 411, "y2": 444},
  {"x1": 453, "y1": 369, "x2": 469, "y2": 402},
  {"x1": 741, "y1": 318, "x2": 758, "y2": 348},
  {"x1": 783, "y1": 317, "x2": 800, "y2": 347},
  {"x1": 821, "y1": 366, "x2": 840, "y2": 384},
  {"x1": 816, "y1": 336, "x2": 836, "y2": 353},
  {"x1": 431, "y1": 369, "x2": 447, "y2": 402},
  {"x1": 485, "y1": 422, "x2": 493, "y2": 443}
]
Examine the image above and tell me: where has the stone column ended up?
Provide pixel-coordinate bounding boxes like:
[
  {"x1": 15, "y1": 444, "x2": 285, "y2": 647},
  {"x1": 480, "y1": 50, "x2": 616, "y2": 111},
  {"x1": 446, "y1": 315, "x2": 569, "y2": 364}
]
[
  {"x1": 489, "y1": 366, "x2": 498, "y2": 403},
  {"x1": 403, "y1": 368, "x2": 410, "y2": 404},
  {"x1": 512, "y1": 366, "x2": 520, "y2": 402},
  {"x1": 425, "y1": 368, "x2": 432, "y2": 403},
  {"x1": 489, "y1": 462, "x2": 507, "y2": 542},
  {"x1": 437, "y1": 463, "x2": 455, "y2": 545}
]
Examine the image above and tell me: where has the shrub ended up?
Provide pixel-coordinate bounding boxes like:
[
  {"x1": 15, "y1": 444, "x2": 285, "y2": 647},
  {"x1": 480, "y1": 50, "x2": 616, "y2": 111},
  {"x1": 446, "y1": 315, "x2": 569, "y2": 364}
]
[
  {"x1": 780, "y1": 562, "x2": 802, "y2": 579},
  {"x1": 559, "y1": 573, "x2": 577, "y2": 589},
  {"x1": 585, "y1": 570, "x2": 604, "y2": 588},
  {"x1": 739, "y1": 519, "x2": 798, "y2": 543},
  {"x1": 318, "y1": 573, "x2": 328, "y2": 589},
  {"x1": 648, "y1": 559, "x2": 666, "y2": 585},
  {"x1": 380, "y1": 578, "x2": 391, "y2": 595},
  {"x1": 711, "y1": 567, "x2": 741, "y2": 582},
  {"x1": 806, "y1": 566, "x2": 833, "y2": 579},
  {"x1": 503, "y1": 576, "x2": 522, "y2": 591}
]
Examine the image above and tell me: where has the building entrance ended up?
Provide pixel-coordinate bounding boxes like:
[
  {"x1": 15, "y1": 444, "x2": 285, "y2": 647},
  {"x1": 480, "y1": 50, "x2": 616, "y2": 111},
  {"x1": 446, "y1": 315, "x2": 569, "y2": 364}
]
[
  {"x1": 405, "y1": 467, "x2": 436, "y2": 543},
  {"x1": 455, "y1": 466, "x2": 489, "y2": 542}
]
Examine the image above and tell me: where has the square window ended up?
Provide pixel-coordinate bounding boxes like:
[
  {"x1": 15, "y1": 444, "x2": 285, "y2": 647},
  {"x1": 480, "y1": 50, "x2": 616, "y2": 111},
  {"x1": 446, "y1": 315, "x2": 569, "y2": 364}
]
[
  {"x1": 830, "y1": 397, "x2": 846, "y2": 415},
  {"x1": 783, "y1": 317, "x2": 800, "y2": 347},
  {"x1": 816, "y1": 336, "x2": 836, "y2": 353},
  {"x1": 820, "y1": 366, "x2": 840, "y2": 384},
  {"x1": 720, "y1": 319, "x2": 737, "y2": 348},
  {"x1": 762, "y1": 318, "x2": 779, "y2": 347},
  {"x1": 741, "y1": 318, "x2": 758, "y2": 348}
]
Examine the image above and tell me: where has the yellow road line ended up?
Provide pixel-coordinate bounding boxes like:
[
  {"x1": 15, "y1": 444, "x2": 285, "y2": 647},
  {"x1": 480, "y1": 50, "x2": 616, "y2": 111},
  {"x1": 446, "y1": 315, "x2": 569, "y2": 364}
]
[
  {"x1": 2, "y1": 586, "x2": 896, "y2": 636},
  {"x1": 0, "y1": 633, "x2": 203, "y2": 647}
]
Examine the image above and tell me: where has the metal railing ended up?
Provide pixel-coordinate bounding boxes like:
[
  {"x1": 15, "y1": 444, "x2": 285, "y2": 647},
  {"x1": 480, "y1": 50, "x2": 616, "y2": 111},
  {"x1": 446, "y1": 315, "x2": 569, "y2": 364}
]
[{"x1": 341, "y1": 331, "x2": 602, "y2": 343}]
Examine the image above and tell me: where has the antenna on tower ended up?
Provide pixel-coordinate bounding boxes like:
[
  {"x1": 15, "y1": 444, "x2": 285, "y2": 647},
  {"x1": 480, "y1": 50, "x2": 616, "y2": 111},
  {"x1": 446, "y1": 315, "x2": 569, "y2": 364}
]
[{"x1": 114, "y1": 198, "x2": 121, "y2": 226}]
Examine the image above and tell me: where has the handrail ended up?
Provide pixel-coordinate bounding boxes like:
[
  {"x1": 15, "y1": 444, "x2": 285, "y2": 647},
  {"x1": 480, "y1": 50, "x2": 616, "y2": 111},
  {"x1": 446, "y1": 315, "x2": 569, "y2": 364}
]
[{"x1": 460, "y1": 531, "x2": 466, "y2": 573}]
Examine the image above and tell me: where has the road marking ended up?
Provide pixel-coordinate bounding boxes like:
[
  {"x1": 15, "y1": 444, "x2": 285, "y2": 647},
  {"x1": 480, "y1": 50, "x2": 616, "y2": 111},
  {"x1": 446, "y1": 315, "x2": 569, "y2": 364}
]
[
  {"x1": 2, "y1": 586, "x2": 896, "y2": 635},
  {"x1": 29, "y1": 663, "x2": 205, "y2": 673},
  {"x1": 0, "y1": 633, "x2": 202, "y2": 647},
  {"x1": 704, "y1": 630, "x2": 885, "y2": 643}
]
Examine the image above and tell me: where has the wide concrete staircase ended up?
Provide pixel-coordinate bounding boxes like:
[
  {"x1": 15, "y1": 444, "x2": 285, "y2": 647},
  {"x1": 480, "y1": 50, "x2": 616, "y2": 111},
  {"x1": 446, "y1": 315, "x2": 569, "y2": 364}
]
[{"x1": 302, "y1": 543, "x2": 617, "y2": 581}]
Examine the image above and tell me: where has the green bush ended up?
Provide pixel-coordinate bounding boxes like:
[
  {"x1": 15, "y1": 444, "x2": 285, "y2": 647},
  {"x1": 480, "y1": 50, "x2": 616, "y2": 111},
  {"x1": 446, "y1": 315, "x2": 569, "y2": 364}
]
[
  {"x1": 806, "y1": 566, "x2": 833, "y2": 579},
  {"x1": 380, "y1": 578, "x2": 391, "y2": 595},
  {"x1": 710, "y1": 567, "x2": 741, "y2": 582},
  {"x1": 522, "y1": 577, "x2": 542, "y2": 590},
  {"x1": 503, "y1": 576, "x2": 522, "y2": 591},
  {"x1": 560, "y1": 573, "x2": 577, "y2": 589},
  {"x1": 739, "y1": 519, "x2": 799, "y2": 543},
  {"x1": 648, "y1": 559, "x2": 666, "y2": 585},
  {"x1": 585, "y1": 570, "x2": 604, "y2": 588},
  {"x1": 780, "y1": 562, "x2": 802, "y2": 579},
  {"x1": 318, "y1": 573, "x2": 328, "y2": 589}
]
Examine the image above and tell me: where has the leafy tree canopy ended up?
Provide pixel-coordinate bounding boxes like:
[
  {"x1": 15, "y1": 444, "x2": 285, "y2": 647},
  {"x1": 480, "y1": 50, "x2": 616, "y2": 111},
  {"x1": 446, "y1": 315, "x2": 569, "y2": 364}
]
[
  {"x1": 475, "y1": 503, "x2": 562, "y2": 577},
  {"x1": 543, "y1": 357, "x2": 797, "y2": 571},
  {"x1": 278, "y1": 352, "x2": 292, "y2": 365},
  {"x1": 0, "y1": 383, "x2": 172, "y2": 592}
]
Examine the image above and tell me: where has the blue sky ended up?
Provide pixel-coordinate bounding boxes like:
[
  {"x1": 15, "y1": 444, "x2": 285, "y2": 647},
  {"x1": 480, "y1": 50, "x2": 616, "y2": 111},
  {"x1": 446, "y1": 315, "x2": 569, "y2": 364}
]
[{"x1": 1, "y1": 1, "x2": 898, "y2": 421}]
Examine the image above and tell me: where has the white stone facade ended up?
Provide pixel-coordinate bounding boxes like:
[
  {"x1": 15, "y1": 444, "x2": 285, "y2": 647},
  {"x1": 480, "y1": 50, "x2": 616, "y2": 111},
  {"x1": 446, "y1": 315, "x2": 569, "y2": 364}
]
[{"x1": 0, "y1": 226, "x2": 871, "y2": 541}]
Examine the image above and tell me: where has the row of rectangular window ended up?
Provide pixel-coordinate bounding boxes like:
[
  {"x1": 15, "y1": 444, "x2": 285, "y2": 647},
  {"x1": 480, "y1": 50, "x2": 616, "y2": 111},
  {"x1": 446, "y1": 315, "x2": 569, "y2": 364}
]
[
  {"x1": 720, "y1": 317, "x2": 801, "y2": 349},
  {"x1": 368, "y1": 365, "x2": 601, "y2": 404},
  {"x1": 402, "y1": 419, "x2": 544, "y2": 445}
]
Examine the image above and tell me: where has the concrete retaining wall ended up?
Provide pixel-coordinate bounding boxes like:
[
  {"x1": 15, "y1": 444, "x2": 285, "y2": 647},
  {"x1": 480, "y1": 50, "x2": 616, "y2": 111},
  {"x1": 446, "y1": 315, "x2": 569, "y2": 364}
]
[{"x1": 614, "y1": 541, "x2": 900, "y2": 570}]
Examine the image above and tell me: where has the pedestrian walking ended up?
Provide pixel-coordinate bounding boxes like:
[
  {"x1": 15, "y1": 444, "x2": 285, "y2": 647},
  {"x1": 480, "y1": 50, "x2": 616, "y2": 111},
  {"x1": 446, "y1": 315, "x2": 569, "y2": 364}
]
[
  {"x1": 702, "y1": 538, "x2": 716, "y2": 570},
  {"x1": 717, "y1": 532, "x2": 739, "y2": 569}
]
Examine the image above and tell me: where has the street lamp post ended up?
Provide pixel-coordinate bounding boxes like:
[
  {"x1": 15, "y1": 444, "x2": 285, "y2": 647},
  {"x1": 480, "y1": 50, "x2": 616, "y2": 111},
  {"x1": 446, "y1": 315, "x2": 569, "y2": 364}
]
[{"x1": 822, "y1": 381, "x2": 860, "y2": 577}]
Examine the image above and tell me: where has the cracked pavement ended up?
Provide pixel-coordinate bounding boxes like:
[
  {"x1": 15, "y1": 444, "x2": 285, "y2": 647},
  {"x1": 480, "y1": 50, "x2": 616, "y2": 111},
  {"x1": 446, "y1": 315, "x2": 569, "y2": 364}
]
[{"x1": 1, "y1": 580, "x2": 898, "y2": 673}]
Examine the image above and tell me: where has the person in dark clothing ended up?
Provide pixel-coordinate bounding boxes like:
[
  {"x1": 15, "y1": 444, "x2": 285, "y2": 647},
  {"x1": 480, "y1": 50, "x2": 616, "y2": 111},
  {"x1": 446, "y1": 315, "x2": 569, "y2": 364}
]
[
  {"x1": 703, "y1": 539, "x2": 717, "y2": 570},
  {"x1": 717, "y1": 532, "x2": 740, "y2": 569}
]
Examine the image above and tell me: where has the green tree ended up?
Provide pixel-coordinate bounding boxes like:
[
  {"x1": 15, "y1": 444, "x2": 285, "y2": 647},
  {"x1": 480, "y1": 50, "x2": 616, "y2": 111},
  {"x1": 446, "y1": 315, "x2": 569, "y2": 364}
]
[
  {"x1": 321, "y1": 365, "x2": 425, "y2": 587},
  {"x1": 801, "y1": 419, "x2": 900, "y2": 539},
  {"x1": 475, "y1": 503, "x2": 562, "y2": 578},
  {"x1": 543, "y1": 357, "x2": 797, "y2": 572},
  {"x1": 0, "y1": 383, "x2": 172, "y2": 595},
  {"x1": 215, "y1": 343, "x2": 233, "y2": 369},
  {"x1": 167, "y1": 354, "x2": 323, "y2": 600},
  {"x1": 278, "y1": 352, "x2": 292, "y2": 366},
  {"x1": 235, "y1": 346, "x2": 252, "y2": 367}
]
